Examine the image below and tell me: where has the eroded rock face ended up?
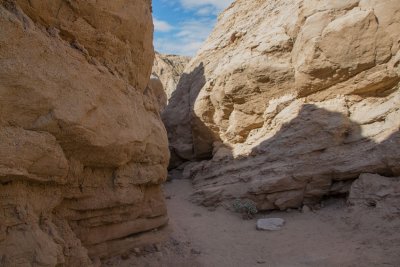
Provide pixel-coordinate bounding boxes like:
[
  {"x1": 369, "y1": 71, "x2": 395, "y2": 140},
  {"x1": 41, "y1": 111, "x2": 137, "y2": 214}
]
[
  {"x1": 147, "y1": 74, "x2": 168, "y2": 112},
  {"x1": 0, "y1": 0, "x2": 169, "y2": 265},
  {"x1": 152, "y1": 53, "x2": 191, "y2": 168},
  {"x1": 349, "y1": 173, "x2": 400, "y2": 209},
  {"x1": 164, "y1": 0, "x2": 400, "y2": 209},
  {"x1": 152, "y1": 52, "x2": 191, "y2": 101}
]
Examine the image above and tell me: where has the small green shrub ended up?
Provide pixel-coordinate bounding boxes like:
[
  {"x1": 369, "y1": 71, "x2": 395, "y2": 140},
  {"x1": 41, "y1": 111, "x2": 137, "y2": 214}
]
[{"x1": 232, "y1": 199, "x2": 258, "y2": 219}]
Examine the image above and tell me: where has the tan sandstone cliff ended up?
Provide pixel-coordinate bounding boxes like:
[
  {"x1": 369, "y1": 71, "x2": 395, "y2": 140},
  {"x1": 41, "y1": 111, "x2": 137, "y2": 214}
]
[
  {"x1": 164, "y1": 0, "x2": 400, "y2": 209},
  {"x1": 0, "y1": 0, "x2": 169, "y2": 266},
  {"x1": 152, "y1": 52, "x2": 191, "y2": 101}
]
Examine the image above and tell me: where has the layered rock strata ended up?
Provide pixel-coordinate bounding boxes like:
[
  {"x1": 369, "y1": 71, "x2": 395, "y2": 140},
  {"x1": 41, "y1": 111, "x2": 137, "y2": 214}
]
[
  {"x1": 0, "y1": 0, "x2": 169, "y2": 265},
  {"x1": 164, "y1": 0, "x2": 400, "y2": 209}
]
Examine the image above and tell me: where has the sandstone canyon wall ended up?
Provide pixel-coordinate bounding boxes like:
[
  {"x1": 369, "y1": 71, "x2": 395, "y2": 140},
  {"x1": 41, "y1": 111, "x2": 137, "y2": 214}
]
[
  {"x1": 164, "y1": 0, "x2": 400, "y2": 209},
  {"x1": 147, "y1": 53, "x2": 190, "y2": 113},
  {"x1": 152, "y1": 52, "x2": 191, "y2": 101},
  {"x1": 0, "y1": 0, "x2": 169, "y2": 266}
]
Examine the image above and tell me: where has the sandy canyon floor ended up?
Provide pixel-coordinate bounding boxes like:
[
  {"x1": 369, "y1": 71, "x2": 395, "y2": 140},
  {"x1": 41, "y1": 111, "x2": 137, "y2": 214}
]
[{"x1": 104, "y1": 179, "x2": 400, "y2": 267}]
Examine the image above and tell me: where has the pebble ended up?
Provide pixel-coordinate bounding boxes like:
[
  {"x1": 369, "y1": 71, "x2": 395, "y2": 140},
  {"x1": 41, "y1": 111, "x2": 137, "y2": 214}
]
[
  {"x1": 121, "y1": 253, "x2": 130, "y2": 260},
  {"x1": 190, "y1": 248, "x2": 202, "y2": 255},
  {"x1": 302, "y1": 205, "x2": 311, "y2": 213},
  {"x1": 155, "y1": 243, "x2": 162, "y2": 252},
  {"x1": 256, "y1": 218, "x2": 285, "y2": 231}
]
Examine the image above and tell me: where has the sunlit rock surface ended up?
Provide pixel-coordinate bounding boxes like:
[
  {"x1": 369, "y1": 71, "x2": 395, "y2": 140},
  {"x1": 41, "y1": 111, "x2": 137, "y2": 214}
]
[
  {"x1": 163, "y1": 0, "x2": 400, "y2": 209},
  {"x1": 0, "y1": 0, "x2": 169, "y2": 265}
]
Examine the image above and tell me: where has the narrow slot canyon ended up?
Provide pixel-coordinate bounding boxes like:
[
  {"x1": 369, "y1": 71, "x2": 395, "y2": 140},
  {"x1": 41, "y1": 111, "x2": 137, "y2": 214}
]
[{"x1": 0, "y1": 0, "x2": 400, "y2": 266}]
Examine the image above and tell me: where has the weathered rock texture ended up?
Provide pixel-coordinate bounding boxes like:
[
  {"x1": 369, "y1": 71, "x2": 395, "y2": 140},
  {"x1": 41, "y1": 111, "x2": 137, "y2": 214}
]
[
  {"x1": 152, "y1": 52, "x2": 190, "y2": 101},
  {"x1": 0, "y1": 0, "x2": 169, "y2": 266},
  {"x1": 148, "y1": 74, "x2": 168, "y2": 112},
  {"x1": 164, "y1": 0, "x2": 400, "y2": 209},
  {"x1": 349, "y1": 173, "x2": 400, "y2": 210}
]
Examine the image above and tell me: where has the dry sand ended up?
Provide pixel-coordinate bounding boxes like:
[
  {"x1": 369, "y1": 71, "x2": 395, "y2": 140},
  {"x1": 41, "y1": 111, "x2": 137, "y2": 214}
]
[{"x1": 104, "y1": 179, "x2": 400, "y2": 267}]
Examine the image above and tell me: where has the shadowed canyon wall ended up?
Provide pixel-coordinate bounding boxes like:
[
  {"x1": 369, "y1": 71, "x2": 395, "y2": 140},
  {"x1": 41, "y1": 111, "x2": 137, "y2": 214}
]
[
  {"x1": 163, "y1": 0, "x2": 400, "y2": 209},
  {"x1": 149, "y1": 53, "x2": 190, "y2": 113},
  {"x1": 152, "y1": 52, "x2": 191, "y2": 102},
  {"x1": 0, "y1": 0, "x2": 169, "y2": 265}
]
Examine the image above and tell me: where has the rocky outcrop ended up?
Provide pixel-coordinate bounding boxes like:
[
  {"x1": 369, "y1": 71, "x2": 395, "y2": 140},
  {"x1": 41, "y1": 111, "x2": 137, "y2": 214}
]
[
  {"x1": 349, "y1": 173, "x2": 400, "y2": 210},
  {"x1": 164, "y1": 0, "x2": 400, "y2": 209},
  {"x1": 153, "y1": 53, "x2": 191, "y2": 168},
  {"x1": 148, "y1": 74, "x2": 168, "y2": 112},
  {"x1": 0, "y1": 0, "x2": 169, "y2": 266},
  {"x1": 152, "y1": 52, "x2": 190, "y2": 101}
]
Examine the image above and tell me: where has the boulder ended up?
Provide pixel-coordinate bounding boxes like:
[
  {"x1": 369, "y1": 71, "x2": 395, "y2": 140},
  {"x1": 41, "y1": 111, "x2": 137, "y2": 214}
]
[
  {"x1": 256, "y1": 218, "x2": 285, "y2": 231},
  {"x1": 349, "y1": 173, "x2": 400, "y2": 208}
]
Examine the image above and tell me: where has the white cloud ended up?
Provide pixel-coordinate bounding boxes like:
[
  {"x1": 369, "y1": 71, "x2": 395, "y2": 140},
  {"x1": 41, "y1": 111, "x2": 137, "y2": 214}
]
[
  {"x1": 180, "y1": 0, "x2": 233, "y2": 11},
  {"x1": 154, "y1": 18, "x2": 215, "y2": 56},
  {"x1": 153, "y1": 0, "x2": 234, "y2": 55},
  {"x1": 162, "y1": 0, "x2": 234, "y2": 15},
  {"x1": 196, "y1": 6, "x2": 215, "y2": 16},
  {"x1": 155, "y1": 38, "x2": 204, "y2": 56},
  {"x1": 153, "y1": 18, "x2": 173, "y2": 32}
]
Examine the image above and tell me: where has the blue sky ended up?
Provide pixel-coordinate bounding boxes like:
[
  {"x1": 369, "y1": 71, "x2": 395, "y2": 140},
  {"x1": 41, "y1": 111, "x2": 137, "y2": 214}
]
[{"x1": 153, "y1": 0, "x2": 234, "y2": 56}]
